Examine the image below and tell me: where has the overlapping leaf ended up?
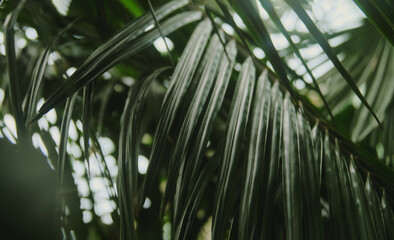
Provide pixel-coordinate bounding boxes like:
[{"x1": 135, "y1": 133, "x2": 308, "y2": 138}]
[
  {"x1": 238, "y1": 71, "x2": 271, "y2": 240},
  {"x1": 174, "y1": 40, "x2": 238, "y2": 240},
  {"x1": 3, "y1": 0, "x2": 27, "y2": 140},
  {"x1": 381, "y1": 190, "x2": 394, "y2": 239},
  {"x1": 284, "y1": 0, "x2": 382, "y2": 127},
  {"x1": 33, "y1": 0, "x2": 200, "y2": 121},
  {"x1": 117, "y1": 67, "x2": 169, "y2": 239},
  {"x1": 162, "y1": 33, "x2": 224, "y2": 219},
  {"x1": 282, "y1": 92, "x2": 302, "y2": 240},
  {"x1": 25, "y1": 20, "x2": 76, "y2": 125},
  {"x1": 365, "y1": 174, "x2": 387, "y2": 240},
  {"x1": 258, "y1": 81, "x2": 283, "y2": 240},
  {"x1": 258, "y1": 0, "x2": 333, "y2": 121},
  {"x1": 230, "y1": 0, "x2": 293, "y2": 94},
  {"x1": 353, "y1": 0, "x2": 394, "y2": 45},
  {"x1": 1, "y1": 1, "x2": 394, "y2": 240},
  {"x1": 297, "y1": 110, "x2": 323, "y2": 239},
  {"x1": 58, "y1": 93, "x2": 78, "y2": 186},
  {"x1": 140, "y1": 19, "x2": 213, "y2": 204},
  {"x1": 212, "y1": 57, "x2": 255, "y2": 239},
  {"x1": 348, "y1": 158, "x2": 378, "y2": 239}
]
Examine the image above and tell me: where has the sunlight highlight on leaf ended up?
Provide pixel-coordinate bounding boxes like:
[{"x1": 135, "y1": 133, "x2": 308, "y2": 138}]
[
  {"x1": 154, "y1": 37, "x2": 174, "y2": 53},
  {"x1": 51, "y1": 0, "x2": 71, "y2": 16},
  {"x1": 138, "y1": 155, "x2": 149, "y2": 175}
]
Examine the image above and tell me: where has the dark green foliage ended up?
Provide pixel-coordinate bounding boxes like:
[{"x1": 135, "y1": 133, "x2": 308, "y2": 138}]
[{"x1": 0, "y1": 0, "x2": 393, "y2": 239}]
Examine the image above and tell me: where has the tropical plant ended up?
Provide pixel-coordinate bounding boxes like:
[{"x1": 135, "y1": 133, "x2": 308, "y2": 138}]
[{"x1": 0, "y1": 0, "x2": 393, "y2": 239}]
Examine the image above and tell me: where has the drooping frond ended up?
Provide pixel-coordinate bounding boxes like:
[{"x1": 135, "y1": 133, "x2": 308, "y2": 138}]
[{"x1": 0, "y1": 0, "x2": 393, "y2": 239}]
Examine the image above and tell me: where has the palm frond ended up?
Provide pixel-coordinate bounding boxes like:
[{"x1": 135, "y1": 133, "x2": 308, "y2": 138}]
[
  {"x1": 353, "y1": 0, "x2": 394, "y2": 45},
  {"x1": 3, "y1": 0, "x2": 27, "y2": 140},
  {"x1": 0, "y1": 0, "x2": 393, "y2": 239}
]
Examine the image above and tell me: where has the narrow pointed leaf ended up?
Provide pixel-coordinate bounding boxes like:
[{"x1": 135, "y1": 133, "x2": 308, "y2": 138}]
[
  {"x1": 311, "y1": 122, "x2": 323, "y2": 189},
  {"x1": 163, "y1": 33, "x2": 223, "y2": 220},
  {"x1": 285, "y1": 0, "x2": 382, "y2": 127},
  {"x1": 174, "y1": 158, "x2": 218, "y2": 240},
  {"x1": 213, "y1": 57, "x2": 255, "y2": 239},
  {"x1": 323, "y1": 133, "x2": 348, "y2": 239},
  {"x1": 140, "y1": 19, "x2": 212, "y2": 204},
  {"x1": 259, "y1": 81, "x2": 283, "y2": 240},
  {"x1": 214, "y1": 1, "x2": 255, "y2": 60},
  {"x1": 33, "y1": 3, "x2": 201, "y2": 121},
  {"x1": 365, "y1": 174, "x2": 387, "y2": 240},
  {"x1": 118, "y1": 67, "x2": 169, "y2": 240},
  {"x1": 297, "y1": 110, "x2": 323, "y2": 240},
  {"x1": 282, "y1": 92, "x2": 302, "y2": 240},
  {"x1": 3, "y1": 0, "x2": 27, "y2": 140},
  {"x1": 259, "y1": 0, "x2": 333, "y2": 121},
  {"x1": 333, "y1": 140, "x2": 360, "y2": 239},
  {"x1": 58, "y1": 93, "x2": 78, "y2": 186},
  {"x1": 230, "y1": 0, "x2": 293, "y2": 94},
  {"x1": 82, "y1": 81, "x2": 95, "y2": 172},
  {"x1": 353, "y1": 0, "x2": 394, "y2": 45},
  {"x1": 381, "y1": 190, "x2": 394, "y2": 240},
  {"x1": 239, "y1": 70, "x2": 271, "y2": 240},
  {"x1": 118, "y1": 84, "x2": 139, "y2": 240},
  {"x1": 177, "y1": 40, "x2": 237, "y2": 229},
  {"x1": 25, "y1": 20, "x2": 77, "y2": 124},
  {"x1": 351, "y1": 42, "x2": 394, "y2": 141},
  {"x1": 348, "y1": 158, "x2": 378, "y2": 240}
]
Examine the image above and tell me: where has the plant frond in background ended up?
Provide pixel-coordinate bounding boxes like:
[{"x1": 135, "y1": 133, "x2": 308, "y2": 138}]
[{"x1": 306, "y1": 22, "x2": 394, "y2": 141}]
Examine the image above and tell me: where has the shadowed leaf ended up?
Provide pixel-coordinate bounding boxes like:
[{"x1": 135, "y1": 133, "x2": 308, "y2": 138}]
[
  {"x1": 213, "y1": 57, "x2": 255, "y2": 239},
  {"x1": 140, "y1": 18, "x2": 213, "y2": 205},
  {"x1": 285, "y1": 0, "x2": 382, "y2": 127},
  {"x1": 4, "y1": 0, "x2": 27, "y2": 140}
]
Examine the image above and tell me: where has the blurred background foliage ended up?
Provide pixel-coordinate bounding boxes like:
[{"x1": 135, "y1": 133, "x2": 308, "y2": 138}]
[{"x1": 0, "y1": 0, "x2": 393, "y2": 239}]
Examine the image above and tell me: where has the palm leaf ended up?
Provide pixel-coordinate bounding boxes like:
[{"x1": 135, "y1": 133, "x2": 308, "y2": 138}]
[
  {"x1": 118, "y1": 67, "x2": 169, "y2": 239},
  {"x1": 282, "y1": 92, "x2": 302, "y2": 240},
  {"x1": 284, "y1": 0, "x2": 382, "y2": 128},
  {"x1": 3, "y1": 0, "x2": 27, "y2": 140},
  {"x1": 163, "y1": 33, "x2": 223, "y2": 219},
  {"x1": 81, "y1": 81, "x2": 95, "y2": 172},
  {"x1": 58, "y1": 93, "x2": 78, "y2": 186},
  {"x1": 348, "y1": 158, "x2": 377, "y2": 239},
  {"x1": 140, "y1": 18, "x2": 213, "y2": 204},
  {"x1": 365, "y1": 174, "x2": 387, "y2": 240},
  {"x1": 259, "y1": 0, "x2": 334, "y2": 121},
  {"x1": 1, "y1": 1, "x2": 394, "y2": 239},
  {"x1": 239, "y1": 70, "x2": 270, "y2": 240},
  {"x1": 175, "y1": 40, "x2": 238, "y2": 237},
  {"x1": 212, "y1": 57, "x2": 255, "y2": 239},
  {"x1": 381, "y1": 190, "x2": 394, "y2": 239},
  {"x1": 230, "y1": 0, "x2": 293, "y2": 94},
  {"x1": 32, "y1": 0, "x2": 200, "y2": 121},
  {"x1": 297, "y1": 109, "x2": 323, "y2": 239},
  {"x1": 259, "y1": 80, "x2": 283, "y2": 239},
  {"x1": 353, "y1": 0, "x2": 394, "y2": 45}
]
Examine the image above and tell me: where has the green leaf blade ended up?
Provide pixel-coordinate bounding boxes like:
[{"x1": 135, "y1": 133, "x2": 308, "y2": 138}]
[
  {"x1": 3, "y1": 0, "x2": 27, "y2": 141},
  {"x1": 381, "y1": 190, "x2": 394, "y2": 240},
  {"x1": 285, "y1": 0, "x2": 382, "y2": 127},
  {"x1": 365, "y1": 174, "x2": 387, "y2": 240},
  {"x1": 259, "y1": 80, "x2": 283, "y2": 240},
  {"x1": 33, "y1": 2, "x2": 200, "y2": 121},
  {"x1": 238, "y1": 70, "x2": 271, "y2": 240},
  {"x1": 140, "y1": 19, "x2": 213, "y2": 205},
  {"x1": 297, "y1": 110, "x2": 323, "y2": 240},
  {"x1": 213, "y1": 57, "x2": 255, "y2": 239},
  {"x1": 162, "y1": 33, "x2": 224, "y2": 220},
  {"x1": 282, "y1": 92, "x2": 302, "y2": 240}
]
